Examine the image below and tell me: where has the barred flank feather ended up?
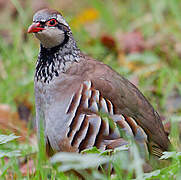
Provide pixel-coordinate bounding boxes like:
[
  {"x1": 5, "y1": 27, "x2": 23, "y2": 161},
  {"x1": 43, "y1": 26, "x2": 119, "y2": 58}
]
[{"x1": 64, "y1": 81, "x2": 149, "y2": 156}]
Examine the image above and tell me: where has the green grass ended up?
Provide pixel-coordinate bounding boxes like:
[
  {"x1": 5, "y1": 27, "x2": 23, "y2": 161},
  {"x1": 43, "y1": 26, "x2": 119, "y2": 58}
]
[{"x1": 0, "y1": 0, "x2": 181, "y2": 179}]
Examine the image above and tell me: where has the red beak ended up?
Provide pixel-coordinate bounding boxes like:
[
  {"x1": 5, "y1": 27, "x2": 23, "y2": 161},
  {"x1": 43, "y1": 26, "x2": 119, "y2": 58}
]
[{"x1": 27, "y1": 22, "x2": 45, "y2": 33}]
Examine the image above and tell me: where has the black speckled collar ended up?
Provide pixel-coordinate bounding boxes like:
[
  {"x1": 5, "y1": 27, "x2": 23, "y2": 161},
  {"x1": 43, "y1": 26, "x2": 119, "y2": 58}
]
[{"x1": 35, "y1": 35, "x2": 80, "y2": 84}]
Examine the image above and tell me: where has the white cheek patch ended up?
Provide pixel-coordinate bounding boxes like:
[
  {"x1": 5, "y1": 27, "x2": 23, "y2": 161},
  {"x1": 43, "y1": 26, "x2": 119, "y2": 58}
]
[
  {"x1": 35, "y1": 28, "x2": 65, "y2": 48},
  {"x1": 57, "y1": 14, "x2": 69, "y2": 27}
]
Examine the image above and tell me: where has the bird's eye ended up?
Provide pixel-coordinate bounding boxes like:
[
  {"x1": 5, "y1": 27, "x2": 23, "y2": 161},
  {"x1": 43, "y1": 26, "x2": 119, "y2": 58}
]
[{"x1": 46, "y1": 19, "x2": 57, "y2": 26}]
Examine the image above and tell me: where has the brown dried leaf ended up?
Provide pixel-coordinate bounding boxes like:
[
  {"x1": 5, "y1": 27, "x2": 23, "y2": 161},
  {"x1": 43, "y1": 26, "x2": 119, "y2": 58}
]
[
  {"x1": 0, "y1": 104, "x2": 34, "y2": 142},
  {"x1": 14, "y1": 95, "x2": 33, "y2": 123},
  {"x1": 117, "y1": 30, "x2": 145, "y2": 54},
  {"x1": 100, "y1": 34, "x2": 116, "y2": 50}
]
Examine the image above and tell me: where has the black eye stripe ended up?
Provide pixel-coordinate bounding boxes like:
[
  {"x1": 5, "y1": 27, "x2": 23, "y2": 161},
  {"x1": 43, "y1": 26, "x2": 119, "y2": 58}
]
[
  {"x1": 38, "y1": 19, "x2": 69, "y2": 30},
  {"x1": 40, "y1": 21, "x2": 46, "y2": 25}
]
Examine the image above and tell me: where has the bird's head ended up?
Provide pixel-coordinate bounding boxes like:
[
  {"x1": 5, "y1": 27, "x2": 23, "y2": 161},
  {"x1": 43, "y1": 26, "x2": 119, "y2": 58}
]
[{"x1": 28, "y1": 9, "x2": 71, "y2": 49}]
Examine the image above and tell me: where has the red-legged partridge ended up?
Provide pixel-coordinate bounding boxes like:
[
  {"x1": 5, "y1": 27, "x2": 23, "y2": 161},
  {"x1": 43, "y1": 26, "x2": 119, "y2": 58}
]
[{"x1": 28, "y1": 9, "x2": 170, "y2": 157}]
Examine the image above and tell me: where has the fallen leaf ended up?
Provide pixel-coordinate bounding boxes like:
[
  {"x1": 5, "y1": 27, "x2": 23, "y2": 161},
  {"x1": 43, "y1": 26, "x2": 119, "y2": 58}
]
[
  {"x1": 0, "y1": 104, "x2": 35, "y2": 142},
  {"x1": 100, "y1": 34, "x2": 116, "y2": 51},
  {"x1": 117, "y1": 30, "x2": 145, "y2": 54},
  {"x1": 14, "y1": 95, "x2": 33, "y2": 123}
]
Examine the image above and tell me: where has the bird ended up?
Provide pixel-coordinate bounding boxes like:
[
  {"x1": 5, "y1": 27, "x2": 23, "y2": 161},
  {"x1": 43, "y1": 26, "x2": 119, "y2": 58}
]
[{"x1": 28, "y1": 8, "x2": 170, "y2": 158}]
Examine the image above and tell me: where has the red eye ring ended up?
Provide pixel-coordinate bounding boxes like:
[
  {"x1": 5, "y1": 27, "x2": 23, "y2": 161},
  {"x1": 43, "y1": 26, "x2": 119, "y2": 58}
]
[{"x1": 46, "y1": 19, "x2": 58, "y2": 26}]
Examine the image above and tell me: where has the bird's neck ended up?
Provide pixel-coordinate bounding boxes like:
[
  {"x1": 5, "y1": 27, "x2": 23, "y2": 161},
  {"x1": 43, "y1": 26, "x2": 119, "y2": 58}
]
[{"x1": 35, "y1": 36, "x2": 80, "y2": 83}]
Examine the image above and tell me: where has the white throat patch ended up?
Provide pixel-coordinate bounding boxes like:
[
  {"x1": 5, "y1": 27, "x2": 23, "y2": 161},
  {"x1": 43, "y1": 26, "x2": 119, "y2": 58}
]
[{"x1": 35, "y1": 27, "x2": 65, "y2": 48}]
